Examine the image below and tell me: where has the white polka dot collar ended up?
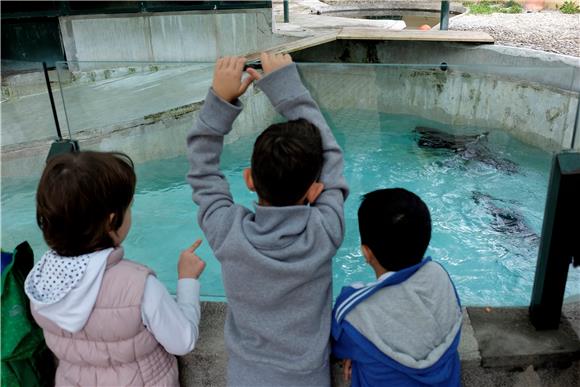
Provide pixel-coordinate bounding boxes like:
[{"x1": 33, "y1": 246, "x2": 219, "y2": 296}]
[{"x1": 25, "y1": 248, "x2": 114, "y2": 305}]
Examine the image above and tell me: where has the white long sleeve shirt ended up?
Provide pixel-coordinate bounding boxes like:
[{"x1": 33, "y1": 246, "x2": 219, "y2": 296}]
[{"x1": 141, "y1": 276, "x2": 201, "y2": 355}]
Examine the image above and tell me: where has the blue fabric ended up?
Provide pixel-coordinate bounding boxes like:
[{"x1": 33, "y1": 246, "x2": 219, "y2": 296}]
[
  {"x1": 1, "y1": 252, "x2": 13, "y2": 274},
  {"x1": 332, "y1": 258, "x2": 462, "y2": 387},
  {"x1": 334, "y1": 321, "x2": 461, "y2": 387},
  {"x1": 332, "y1": 258, "x2": 431, "y2": 339}
]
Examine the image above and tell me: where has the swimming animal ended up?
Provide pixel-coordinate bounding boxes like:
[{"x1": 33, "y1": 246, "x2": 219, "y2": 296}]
[
  {"x1": 471, "y1": 191, "x2": 539, "y2": 242},
  {"x1": 416, "y1": 126, "x2": 488, "y2": 151},
  {"x1": 415, "y1": 126, "x2": 519, "y2": 174}
]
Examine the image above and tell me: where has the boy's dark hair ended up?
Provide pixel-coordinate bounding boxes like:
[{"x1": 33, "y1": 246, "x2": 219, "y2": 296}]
[
  {"x1": 358, "y1": 188, "x2": 431, "y2": 271},
  {"x1": 251, "y1": 118, "x2": 323, "y2": 206},
  {"x1": 36, "y1": 151, "x2": 136, "y2": 257}
]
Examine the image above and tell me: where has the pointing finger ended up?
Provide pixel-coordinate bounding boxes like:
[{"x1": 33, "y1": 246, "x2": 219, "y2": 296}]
[{"x1": 188, "y1": 239, "x2": 203, "y2": 252}]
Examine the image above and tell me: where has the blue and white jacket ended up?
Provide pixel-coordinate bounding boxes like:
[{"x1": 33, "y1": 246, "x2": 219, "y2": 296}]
[{"x1": 332, "y1": 258, "x2": 462, "y2": 387}]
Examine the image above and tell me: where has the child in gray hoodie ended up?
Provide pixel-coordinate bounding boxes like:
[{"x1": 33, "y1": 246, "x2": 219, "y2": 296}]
[{"x1": 186, "y1": 53, "x2": 349, "y2": 386}]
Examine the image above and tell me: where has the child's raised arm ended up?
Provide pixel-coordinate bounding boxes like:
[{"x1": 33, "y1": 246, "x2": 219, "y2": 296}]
[
  {"x1": 186, "y1": 57, "x2": 257, "y2": 251},
  {"x1": 250, "y1": 53, "x2": 349, "y2": 247}
]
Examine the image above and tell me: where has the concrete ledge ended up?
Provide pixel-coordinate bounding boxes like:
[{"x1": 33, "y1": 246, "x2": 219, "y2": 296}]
[
  {"x1": 178, "y1": 302, "x2": 580, "y2": 386},
  {"x1": 468, "y1": 306, "x2": 580, "y2": 368},
  {"x1": 179, "y1": 303, "x2": 228, "y2": 386},
  {"x1": 337, "y1": 28, "x2": 494, "y2": 43},
  {"x1": 247, "y1": 28, "x2": 493, "y2": 62},
  {"x1": 291, "y1": 40, "x2": 580, "y2": 92}
]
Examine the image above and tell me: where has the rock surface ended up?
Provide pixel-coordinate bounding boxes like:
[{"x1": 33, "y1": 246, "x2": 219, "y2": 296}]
[{"x1": 450, "y1": 11, "x2": 579, "y2": 57}]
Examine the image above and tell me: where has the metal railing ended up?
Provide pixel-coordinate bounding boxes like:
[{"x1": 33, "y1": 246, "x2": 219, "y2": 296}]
[{"x1": 440, "y1": 0, "x2": 450, "y2": 30}]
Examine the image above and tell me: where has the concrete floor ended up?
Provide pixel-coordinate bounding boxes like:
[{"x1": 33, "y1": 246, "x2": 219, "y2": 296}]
[{"x1": 179, "y1": 302, "x2": 580, "y2": 387}]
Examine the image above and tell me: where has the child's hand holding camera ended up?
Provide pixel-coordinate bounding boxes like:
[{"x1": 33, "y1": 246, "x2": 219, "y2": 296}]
[
  {"x1": 246, "y1": 52, "x2": 293, "y2": 81},
  {"x1": 212, "y1": 56, "x2": 256, "y2": 103}
]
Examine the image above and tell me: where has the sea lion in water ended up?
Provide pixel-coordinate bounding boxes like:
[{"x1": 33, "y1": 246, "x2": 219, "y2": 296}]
[
  {"x1": 471, "y1": 191, "x2": 539, "y2": 241},
  {"x1": 415, "y1": 126, "x2": 519, "y2": 174},
  {"x1": 416, "y1": 126, "x2": 488, "y2": 151}
]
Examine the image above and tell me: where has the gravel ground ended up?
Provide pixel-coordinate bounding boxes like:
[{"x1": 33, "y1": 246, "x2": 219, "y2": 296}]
[{"x1": 450, "y1": 11, "x2": 580, "y2": 57}]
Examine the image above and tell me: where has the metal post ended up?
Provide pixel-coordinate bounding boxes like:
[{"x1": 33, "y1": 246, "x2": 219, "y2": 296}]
[
  {"x1": 571, "y1": 97, "x2": 579, "y2": 149},
  {"x1": 44, "y1": 61, "x2": 79, "y2": 160},
  {"x1": 440, "y1": 1, "x2": 450, "y2": 31},
  {"x1": 529, "y1": 152, "x2": 580, "y2": 330},
  {"x1": 283, "y1": 0, "x2": 289, "y2": 23},
  {"x1": 42, "y1": 62, "x2": 62, "y2": 140}
]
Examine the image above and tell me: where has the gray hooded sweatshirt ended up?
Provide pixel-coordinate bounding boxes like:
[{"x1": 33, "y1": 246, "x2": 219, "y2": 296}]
[
  {"x1": 345, "y1": 261, "x2": 462, "y2": 369},
  {"x1": 186, "y1": 63, "x2": 349, "y2": 386}
]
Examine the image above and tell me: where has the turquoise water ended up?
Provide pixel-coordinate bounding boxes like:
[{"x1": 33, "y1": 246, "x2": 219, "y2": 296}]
[{"x1": 2, "y1": 109, "x2": 577, "y2": 305}]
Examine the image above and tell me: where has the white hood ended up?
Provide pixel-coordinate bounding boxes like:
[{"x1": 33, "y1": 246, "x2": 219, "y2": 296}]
[{"x1": 25, "y1": 248, "x2": 112, "y2": 333}]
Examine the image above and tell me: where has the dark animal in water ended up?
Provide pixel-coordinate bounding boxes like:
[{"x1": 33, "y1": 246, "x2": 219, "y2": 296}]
[
  {"x1": 416, "y1": 126, "x2": 488, "y2": 151},
  {"x1": 471, "y1": 191, "x2": 539, "y2": 242},
  {"x1": 415, "y1": 126, "x2": 519, "y2": 174}
]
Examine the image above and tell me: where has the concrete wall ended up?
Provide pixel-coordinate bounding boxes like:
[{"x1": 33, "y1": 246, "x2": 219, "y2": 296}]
[
  {"x1": 0, "y1": 86, "x2": 277, "y2": 178},
  {"x1": 299, "y1": 64, "x2": 578, "y2": 151},
  {"x1": 292, "y1": 41, "x2": 580, "y2": 92},
  {"x1": 293, "y1": 41, "x2": 580, "y2": 151},
  {"x1": 59, "y1": 9, "x2": 293, "y2": 68}
]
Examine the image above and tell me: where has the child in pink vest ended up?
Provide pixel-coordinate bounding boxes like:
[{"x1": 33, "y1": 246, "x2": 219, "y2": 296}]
[{"x1": 25, "y1": 151, "x2": 205, "y2": 386}]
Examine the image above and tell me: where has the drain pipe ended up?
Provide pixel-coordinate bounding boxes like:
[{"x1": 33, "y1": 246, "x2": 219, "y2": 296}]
[
  {"x1": 283, "y1": 0, "x2": 289, "y2": 23},
  {"x1": 440, "y1": 1, "x2": 450, "y2": 30}
]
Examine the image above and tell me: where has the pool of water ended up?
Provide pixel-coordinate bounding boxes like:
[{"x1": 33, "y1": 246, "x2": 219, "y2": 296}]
[
  {"x1": 323, "y1": 10, "x2": 457, "y2": 29},
  {"x1": 2, "y1": 109, "x2": 577, "y2": 305}
]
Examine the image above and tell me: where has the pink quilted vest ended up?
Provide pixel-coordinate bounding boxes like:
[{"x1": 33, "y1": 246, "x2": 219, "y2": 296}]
[{"x1": 32, "y1": 249, "x2": 178, "y2": 387}]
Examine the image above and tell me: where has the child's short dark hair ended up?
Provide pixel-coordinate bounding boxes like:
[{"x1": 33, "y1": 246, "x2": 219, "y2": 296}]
[
  {"x1": 36, "y1": 151, "x2": 136, "y2": 257},
  {"x1": 358, "y1": 188, "x2": 431, "y2": 271},
  {"x1": 251, "y1": 118, "x2": 323, "y2": 206}
]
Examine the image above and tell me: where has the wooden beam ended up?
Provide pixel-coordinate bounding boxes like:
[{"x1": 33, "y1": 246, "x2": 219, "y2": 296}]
[
  {"x1": 244, "y1": 28, "x2": 493, "y2": 63},
  {"x1": 244, "y1": 32, "x2": 338, "y2": 61},
  {"x1": 338, "y1": 28, "x2": 494, "y2": 43}
]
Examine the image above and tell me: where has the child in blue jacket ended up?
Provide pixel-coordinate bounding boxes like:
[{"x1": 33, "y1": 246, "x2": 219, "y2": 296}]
[{"x1": 332, "y1": 188, "x2": 462, "y2": 387}]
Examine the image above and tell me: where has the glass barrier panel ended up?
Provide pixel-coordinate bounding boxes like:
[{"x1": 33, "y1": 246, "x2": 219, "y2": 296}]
[
  {"x1": 1, "y1": 60, "x2": 63, "y2": 258},
  {"x1": 1, "y1": 60, "x2": 63, "y2": 147},
  {"x1": 2, "y1": 60, "x2": 578, "y2": 304},
  {"x1": 55, "y1": 61, "x2": 215, "y2": 138},
  {"x1": 297, "y1": 62, "x2": 578, "y2": 307}
]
